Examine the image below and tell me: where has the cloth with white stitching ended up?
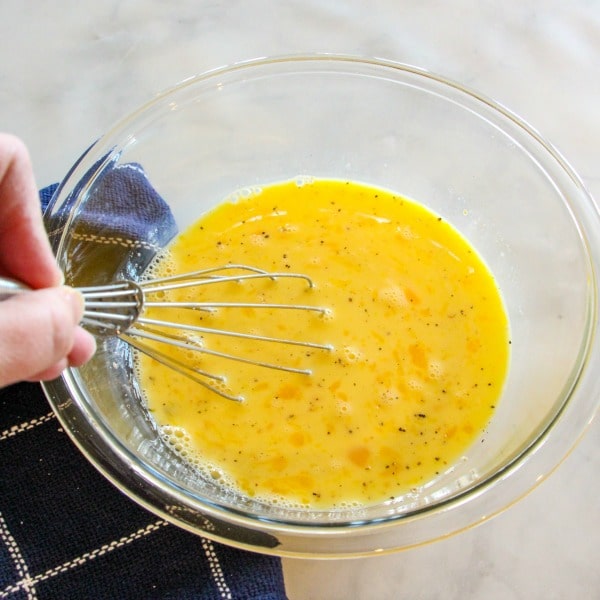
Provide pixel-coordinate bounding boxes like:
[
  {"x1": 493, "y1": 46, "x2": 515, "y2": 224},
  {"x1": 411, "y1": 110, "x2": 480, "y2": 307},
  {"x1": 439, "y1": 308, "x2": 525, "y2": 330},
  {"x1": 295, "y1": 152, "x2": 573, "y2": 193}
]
[{"x1": 0, "y1": 179, "x2": 288, "y2": 600}]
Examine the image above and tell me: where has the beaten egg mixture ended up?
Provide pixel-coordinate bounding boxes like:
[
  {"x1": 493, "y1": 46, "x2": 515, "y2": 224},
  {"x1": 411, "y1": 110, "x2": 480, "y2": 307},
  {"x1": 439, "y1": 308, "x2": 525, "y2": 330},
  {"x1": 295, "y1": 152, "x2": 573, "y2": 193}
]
[{"x1": 136, "y1": 178, "x2": 509, "y2": 509}]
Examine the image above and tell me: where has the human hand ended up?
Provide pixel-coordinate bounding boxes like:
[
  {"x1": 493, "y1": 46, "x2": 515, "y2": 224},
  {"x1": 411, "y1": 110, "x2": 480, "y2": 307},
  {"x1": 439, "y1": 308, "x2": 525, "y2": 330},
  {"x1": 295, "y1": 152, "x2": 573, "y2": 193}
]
[{"x1": 0, "y1": 133, "x2": 96, "y2": 386}]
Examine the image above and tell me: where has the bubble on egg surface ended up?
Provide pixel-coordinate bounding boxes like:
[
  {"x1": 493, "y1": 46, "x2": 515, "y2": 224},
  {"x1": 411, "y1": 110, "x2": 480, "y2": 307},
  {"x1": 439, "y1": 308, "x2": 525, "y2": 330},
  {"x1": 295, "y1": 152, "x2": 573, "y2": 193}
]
[
  {"x1": 279, "y1": 223, "x2": 299, "y2": 233},
  {"x1": 294, "y1": 175, "x2": 314, "y2": 187},
  {"x1": 227, "y1": 186, "x2": 263, "y2": 202},
  {"x1": 427, "y1": 359, "x2": 445, "y2": 380},
  {"x1": 341, "y1": 345, "x2": 362, "y2": 363},
  {"x1": 378, "y1": 285, "x2": 409, "y2": 308},
  {"x1": 142, "y1": 251, "x2": 176, "y2": 283},
  {"x1": 160, "y1": 425, "x2": 240, "y2": 491},
  {"x1": 249, "y1": 233, "x2": 268, "y2": 246},
  {"x1": 396, "y1": 224, "x2": 418, "y2": 240},
  {"x1": 336, "y1": 400, "x2": 353, "y2": 415},
  {"x1": 379, "y1": 386, "x2": 400, "y2": 404},
  {"x1": 320, "y1": 308, "x2": 335, "y2": 322},
  {"x1": 407, "y1": 377, "x2": 424, "y2": 391}
]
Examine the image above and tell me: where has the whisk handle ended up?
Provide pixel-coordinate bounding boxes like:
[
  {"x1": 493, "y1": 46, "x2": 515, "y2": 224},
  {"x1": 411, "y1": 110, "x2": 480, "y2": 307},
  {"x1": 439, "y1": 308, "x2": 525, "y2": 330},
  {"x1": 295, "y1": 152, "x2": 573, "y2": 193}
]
[{"x1": 0, "y1": 276, "x2": 29, "y2": 301}]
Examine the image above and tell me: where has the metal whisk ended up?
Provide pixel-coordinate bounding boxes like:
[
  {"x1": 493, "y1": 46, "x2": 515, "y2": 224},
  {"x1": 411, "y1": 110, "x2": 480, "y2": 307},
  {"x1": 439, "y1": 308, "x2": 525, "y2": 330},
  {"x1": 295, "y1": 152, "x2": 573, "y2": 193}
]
[{"x1": 0, "y1": 265, "x2": 331, "y2": 401}]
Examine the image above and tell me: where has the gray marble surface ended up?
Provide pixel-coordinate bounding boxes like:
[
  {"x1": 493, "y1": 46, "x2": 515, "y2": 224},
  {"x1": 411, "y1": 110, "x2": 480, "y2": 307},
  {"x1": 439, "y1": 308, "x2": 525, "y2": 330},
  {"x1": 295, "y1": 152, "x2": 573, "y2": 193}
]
[{"x1": 1, "y1": 1, "x2": 598, "y2": 598}]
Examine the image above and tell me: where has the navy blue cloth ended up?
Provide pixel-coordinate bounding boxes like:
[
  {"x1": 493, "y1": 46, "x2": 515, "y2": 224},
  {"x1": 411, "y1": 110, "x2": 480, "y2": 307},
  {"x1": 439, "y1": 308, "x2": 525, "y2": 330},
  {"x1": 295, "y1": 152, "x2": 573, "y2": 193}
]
[
  {"x1": 42, "y1": 162, "x2": 177, "y2": 249},
  {"x1": 0, "y1": 178, "x2": 288, "y2": 599},
  {"x1": 43, "y1": 162, "x2": 179, "y2": 285}
]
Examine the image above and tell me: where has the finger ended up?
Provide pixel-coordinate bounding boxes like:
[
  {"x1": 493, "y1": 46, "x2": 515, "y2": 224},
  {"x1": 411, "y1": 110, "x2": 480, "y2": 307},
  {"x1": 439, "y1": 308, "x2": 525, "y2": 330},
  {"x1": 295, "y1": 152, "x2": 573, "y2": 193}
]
[
  {"x1": 27, "y1": 326, "x2": 98, "y2": 381},
  {"x1": 0, "y1": 286, "x2": 85, "y2": 387},
  {"x1": 0, "y1": 133, "x2": 62, "y2": 288},
  {"x1": 25, "y1": 358, "x2": 69, "y2": 383},
  {"x1": 67, "y1": 326, "x2": 97, "y2": 367}
]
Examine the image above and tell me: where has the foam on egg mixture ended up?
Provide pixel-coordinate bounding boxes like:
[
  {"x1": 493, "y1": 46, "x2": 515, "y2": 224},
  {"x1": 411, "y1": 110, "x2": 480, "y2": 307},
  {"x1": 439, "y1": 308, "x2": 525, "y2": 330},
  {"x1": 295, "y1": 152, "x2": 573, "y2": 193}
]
[{"x1": 136, "y1": 178, "x2": 510, "y2": 509}]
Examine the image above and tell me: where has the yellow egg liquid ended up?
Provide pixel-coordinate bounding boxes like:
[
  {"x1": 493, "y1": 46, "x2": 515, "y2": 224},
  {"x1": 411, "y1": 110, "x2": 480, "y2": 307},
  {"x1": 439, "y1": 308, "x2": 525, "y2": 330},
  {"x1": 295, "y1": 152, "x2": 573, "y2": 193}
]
[{"x1": 136, "y1": 178, "x2": 509, "y2": 509}]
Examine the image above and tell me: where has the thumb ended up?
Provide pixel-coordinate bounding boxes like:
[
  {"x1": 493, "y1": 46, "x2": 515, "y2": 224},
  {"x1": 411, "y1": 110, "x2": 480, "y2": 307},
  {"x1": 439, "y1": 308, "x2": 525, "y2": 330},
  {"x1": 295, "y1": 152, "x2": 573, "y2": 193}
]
[{"x1": 0, "y1": 286, "x2": 85, "y2": 387}]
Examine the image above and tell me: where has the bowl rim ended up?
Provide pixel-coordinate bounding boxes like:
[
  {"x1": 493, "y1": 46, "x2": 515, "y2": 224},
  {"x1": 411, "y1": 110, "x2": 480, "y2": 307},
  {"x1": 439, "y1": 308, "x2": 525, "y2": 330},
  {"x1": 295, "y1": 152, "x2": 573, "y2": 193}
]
[{"x1": 43, "y1": 53, "x2": 600, "y2": 557}]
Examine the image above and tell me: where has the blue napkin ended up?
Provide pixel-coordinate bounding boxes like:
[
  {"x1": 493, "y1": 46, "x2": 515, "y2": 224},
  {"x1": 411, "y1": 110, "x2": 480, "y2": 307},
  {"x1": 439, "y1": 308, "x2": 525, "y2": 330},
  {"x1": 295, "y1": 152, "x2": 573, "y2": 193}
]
[{"x1": 0, "y1": 175, "x2": 288, "y2": 599}]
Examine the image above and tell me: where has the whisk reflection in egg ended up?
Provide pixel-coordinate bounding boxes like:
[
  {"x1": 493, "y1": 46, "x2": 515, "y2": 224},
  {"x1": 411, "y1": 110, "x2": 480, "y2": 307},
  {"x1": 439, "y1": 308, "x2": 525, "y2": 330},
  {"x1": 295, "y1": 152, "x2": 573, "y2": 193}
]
[{"x1": 80, "y1": 264, "x2": 332, "y2": 401}]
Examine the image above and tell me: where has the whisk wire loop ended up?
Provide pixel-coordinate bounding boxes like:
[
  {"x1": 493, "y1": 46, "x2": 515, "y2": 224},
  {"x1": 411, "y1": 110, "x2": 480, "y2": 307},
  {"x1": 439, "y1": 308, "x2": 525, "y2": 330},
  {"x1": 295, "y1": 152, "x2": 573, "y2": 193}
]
[{"x1": 79, "y1": 264, "x2": 331, "y2": 400}]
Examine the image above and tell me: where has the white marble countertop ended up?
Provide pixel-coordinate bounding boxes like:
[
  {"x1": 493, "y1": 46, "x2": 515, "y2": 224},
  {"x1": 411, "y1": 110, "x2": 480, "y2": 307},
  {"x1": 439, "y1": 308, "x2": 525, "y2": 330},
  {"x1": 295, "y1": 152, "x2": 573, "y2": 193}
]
[{"x1": 1, "y1": 1, "x2": 598, "y2": 598}]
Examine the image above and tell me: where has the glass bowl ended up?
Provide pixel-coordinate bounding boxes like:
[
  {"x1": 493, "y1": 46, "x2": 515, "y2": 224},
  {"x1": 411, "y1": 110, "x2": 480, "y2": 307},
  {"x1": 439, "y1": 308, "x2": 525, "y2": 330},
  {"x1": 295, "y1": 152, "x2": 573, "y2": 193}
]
[{"x1": 42, "y1": 55, "x2": 600, "y2": 557}]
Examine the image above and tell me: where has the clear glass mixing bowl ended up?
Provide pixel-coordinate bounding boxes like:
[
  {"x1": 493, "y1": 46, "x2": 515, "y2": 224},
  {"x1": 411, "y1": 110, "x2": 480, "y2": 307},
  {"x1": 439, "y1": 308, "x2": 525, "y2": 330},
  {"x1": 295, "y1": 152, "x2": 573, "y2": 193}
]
[{"x1": 42, "y1": 55, "x2": 600, "y2": 557}]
